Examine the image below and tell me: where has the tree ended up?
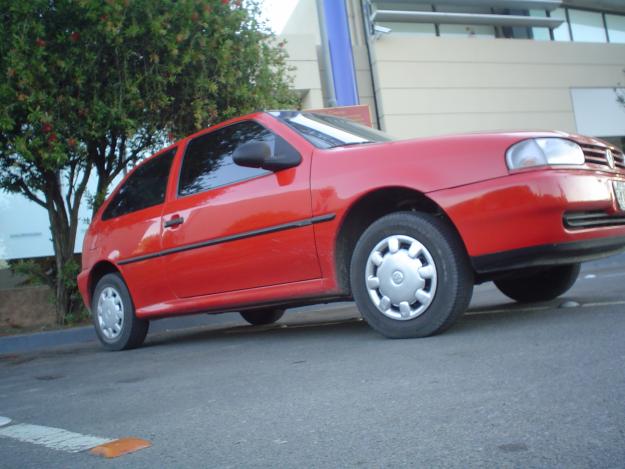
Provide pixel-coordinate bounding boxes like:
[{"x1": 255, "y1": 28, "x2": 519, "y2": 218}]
[{"x1": 0, "y1": 0, "x2": 298, "y2": 324}]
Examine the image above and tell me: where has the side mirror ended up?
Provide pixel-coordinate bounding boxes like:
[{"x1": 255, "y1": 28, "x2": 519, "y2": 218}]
[
  {"x1": 232, "y1": 141, "x2": 271, "y2": 169},
  {"x1": 233, "y1": 140, "x2": 302, "y2": 171}
]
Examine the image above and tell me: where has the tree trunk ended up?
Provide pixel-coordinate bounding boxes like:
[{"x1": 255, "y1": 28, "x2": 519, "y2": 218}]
[
  {"x1": 47, "y1": 202, "x2": 74, "y2": 324},
  {"x1": 44, "y1": 172, "x2": 80, "y2": 325}
]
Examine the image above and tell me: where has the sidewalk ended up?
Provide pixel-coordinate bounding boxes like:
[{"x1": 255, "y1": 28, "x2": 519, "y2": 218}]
[{"x1": 0, "y1": 314, "x2": 241, "y2": 355}]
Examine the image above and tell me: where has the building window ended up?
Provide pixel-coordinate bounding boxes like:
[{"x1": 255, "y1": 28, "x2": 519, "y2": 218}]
[
  {"x1": 378, "y1": 22, "x2": 436, "y2": 36},
  {"x1": 529, "y1": 9, "x2": 551, "y2": 41},
  {"x1": 606, "y1": 14, "x2": 625, "y2": 43},
  {"x1": 550, "y1": 8, "x2": 571, "y2": 41},
  {"x1": 568, "y1": 9, "x2": 607, "y2": 43},
  {"x1": 368, "y1": 2, "x2": 625, "y2": 44},
  {"x1": 436, "y1": 4, "x2": 496, "y2": 38}
]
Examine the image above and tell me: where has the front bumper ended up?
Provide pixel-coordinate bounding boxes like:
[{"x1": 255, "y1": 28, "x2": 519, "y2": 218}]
[
  {"x1": 77, "y1": 270, "x2": 90, "y2": 311},
  {"x1": 429, "y1": 169, "x2": 625, "y2": 273}
]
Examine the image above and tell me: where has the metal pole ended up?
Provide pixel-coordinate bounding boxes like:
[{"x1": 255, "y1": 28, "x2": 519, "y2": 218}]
[{"x1": 315, "y1": 0, "x2": 337, "y2": 107}]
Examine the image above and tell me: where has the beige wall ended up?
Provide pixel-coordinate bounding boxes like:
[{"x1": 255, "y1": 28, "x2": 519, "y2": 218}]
[
  {"x1": 282, "y1": 34, "x2": 324, "y2": 109},
  {"x1": 371, "y1": 36, "x2": 625, "y2": 138}
]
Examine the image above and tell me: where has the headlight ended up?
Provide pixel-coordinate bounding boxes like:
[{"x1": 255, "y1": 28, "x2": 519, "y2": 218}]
[{"x1": 506, "y1": 138, "x2": 584, "y2": 170}]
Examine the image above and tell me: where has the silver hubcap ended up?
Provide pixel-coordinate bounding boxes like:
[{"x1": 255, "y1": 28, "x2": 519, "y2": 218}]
[
  {"x1": 365, "y1": 235, "x2": 437, "y2": 320},
  {"x1": 96, "y1": 287, "x2": 124, "y2": 340}
]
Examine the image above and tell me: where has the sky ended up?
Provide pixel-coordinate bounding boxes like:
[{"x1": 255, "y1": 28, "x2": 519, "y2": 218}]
[{"x1": 259, "y1": 0, "x2": 299, "y2": 33}]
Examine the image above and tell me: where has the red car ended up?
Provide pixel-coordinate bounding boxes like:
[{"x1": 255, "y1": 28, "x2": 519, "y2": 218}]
[{"x1": 78, "y1": 111, "x2": 625, "y2": 350}]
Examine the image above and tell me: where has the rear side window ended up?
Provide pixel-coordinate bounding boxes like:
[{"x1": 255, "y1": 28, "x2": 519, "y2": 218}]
[
  {"x1": 102, "y1": 148, "x2": 175, "y2": 221},
  {"x1": 178, "y1": 120, "x2": 273, "y2": 197}
]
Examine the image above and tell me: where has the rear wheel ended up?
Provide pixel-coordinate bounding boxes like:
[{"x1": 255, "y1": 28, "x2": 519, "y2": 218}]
[
  {"x1": 350, "y1": 212, "x2": 473, "y2": 339},
  {"x1": 92, "y1": 273, "x2": 149, "y2": 351},
  {"x1": 494, "y1": 263, "x2": 581, "y2": 303},
  {"x1": 240, "y1": 308, "x2": 285, "y2": 326}
]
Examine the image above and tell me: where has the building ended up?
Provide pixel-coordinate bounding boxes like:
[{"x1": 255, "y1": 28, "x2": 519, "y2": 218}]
[{"x1": 282, "y1": 0, "x2": 625, "y2": 149}]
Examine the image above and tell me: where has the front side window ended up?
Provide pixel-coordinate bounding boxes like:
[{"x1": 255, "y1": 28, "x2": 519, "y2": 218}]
[
  {"x1": 102, "y1": 148, "x2": 175, "y2": 220},
  {"x1": 178, "y1": 120, "x2": 277, "y2": 197}
]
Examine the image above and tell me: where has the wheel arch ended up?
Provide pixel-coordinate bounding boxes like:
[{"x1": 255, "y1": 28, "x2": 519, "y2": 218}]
[
  {"x1": 88, "y1": 260, "x2": 123, "y2": 306},
  {"x1": 334, "y1": 186, "x2": 468, "y2": 294}
]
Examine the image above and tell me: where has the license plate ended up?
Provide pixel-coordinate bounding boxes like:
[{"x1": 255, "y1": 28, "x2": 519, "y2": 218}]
[{"x1": 613, "y1": 181, "x2": 625, "y2": 211}]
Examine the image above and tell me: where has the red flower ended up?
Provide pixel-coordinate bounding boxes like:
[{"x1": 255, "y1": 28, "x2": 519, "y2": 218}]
[
  {"x1": 42, "y1": 123, "x2": 53, "y2": 133},
  {"x1": 67, "y1": 138, "x2": 77, "y2": 147},
  {"x1": 70, "y1": 32, "x2": 80, "y2": 42},
  {"x1": 36, "y1": 38, "x2": 46, "y2": 48},
  {"x1": 221, "y1": 0, "x2": 228, "y2": 4},
  {"x1": 47, "y1": 133, "x2": 58, "y2": 143}
]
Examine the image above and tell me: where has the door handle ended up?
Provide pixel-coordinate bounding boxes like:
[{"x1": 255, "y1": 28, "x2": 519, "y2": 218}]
[{"x1": 164, "y1": 216, "x2": 184, "y2": 228}]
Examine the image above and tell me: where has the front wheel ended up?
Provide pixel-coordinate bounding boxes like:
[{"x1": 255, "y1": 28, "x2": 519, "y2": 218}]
[
  {"x1": 350, "y1": 212, "x2": 473, "y2": 339},
  {"x1": 494, "y1": 263, "x2": 581, "y2": 303},
  {"x1": 92, "y1": 273, "x2": 149, "y2": 351},
  {"x1": 240, "y1": 308, "x2": 285, "y2": 326}
]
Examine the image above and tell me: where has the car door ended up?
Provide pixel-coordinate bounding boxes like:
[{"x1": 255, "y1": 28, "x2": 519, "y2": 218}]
[
  {"x1": 98, "y1": 148, "x2": 177, "y2": 310},
  {"x1": 160, "y1": 118, "x2": 321, "y2": 298}
]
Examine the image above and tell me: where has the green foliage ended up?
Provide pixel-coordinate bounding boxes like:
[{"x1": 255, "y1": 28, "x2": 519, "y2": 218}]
[
  {"x1": 0, "y1": 0, "x2": 298, "y2": 324},
  {"x1": 9, "y1": 257, "x2": 56, "y2": 289},
  {"x1": 0, "y1": 0, "x2": 298, "y2": 203}
]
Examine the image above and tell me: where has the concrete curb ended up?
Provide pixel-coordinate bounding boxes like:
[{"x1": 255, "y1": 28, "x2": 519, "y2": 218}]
[
  {"x1": 0, "y1": 326, "x2": 96, "y2": 355},
  {"x1": 0, "y1": 302, "x2": 356, "y2": 355}
]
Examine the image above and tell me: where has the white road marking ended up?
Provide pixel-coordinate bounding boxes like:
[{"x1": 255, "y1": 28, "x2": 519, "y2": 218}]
[{"x1": 0, "y1": 422, "x2": 113, "y2": 453}]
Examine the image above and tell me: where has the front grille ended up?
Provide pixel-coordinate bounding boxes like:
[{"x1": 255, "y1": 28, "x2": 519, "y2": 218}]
[
  {"x1": 580, "y1": 143, "x2": 625, "y2": 171},
  {"x1": 564, "y1": 210, "x2": 625, "y2": 229}
]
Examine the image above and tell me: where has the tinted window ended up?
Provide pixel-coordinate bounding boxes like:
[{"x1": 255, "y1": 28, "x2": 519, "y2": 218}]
[
  {"x1": 102, "y1": 149, "x2": 175, "y2": 220},
  {"x1": 178, "y1": 121, "x2": 274, "y2": 197}
]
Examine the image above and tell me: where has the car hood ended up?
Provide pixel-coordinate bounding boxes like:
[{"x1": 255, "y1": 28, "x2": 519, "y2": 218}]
[{"x1": 321, "y1": 130, "x2": 612, "y2": 192}]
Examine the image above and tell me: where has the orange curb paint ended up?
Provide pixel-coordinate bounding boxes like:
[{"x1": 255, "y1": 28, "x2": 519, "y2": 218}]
[{"x1": 90, "y1": 437, "x2": 151, "y2": 458}]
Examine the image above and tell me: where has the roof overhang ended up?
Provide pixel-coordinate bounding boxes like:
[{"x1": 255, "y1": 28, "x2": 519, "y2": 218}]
[{"x1": 371, "y1": 10, "x2": 564, "y2": 28}]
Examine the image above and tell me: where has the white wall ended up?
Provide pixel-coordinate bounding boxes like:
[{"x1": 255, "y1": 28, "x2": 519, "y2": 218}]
[{"x1": 0, "y1": 173, "x2": 122, "y2": 260}]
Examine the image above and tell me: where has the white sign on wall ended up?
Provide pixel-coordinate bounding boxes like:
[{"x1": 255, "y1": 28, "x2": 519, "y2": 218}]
[
  {"x1": 571, "y1": 87, "x2": 625, "y2": 137},
  {"x1": 0, "y1": 171, "x2": 124, "y2": 260}
]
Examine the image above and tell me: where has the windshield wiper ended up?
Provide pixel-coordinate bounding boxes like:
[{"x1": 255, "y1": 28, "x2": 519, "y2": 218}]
[{"x1": 336, "y1": 141, "x2": 374, "y2": 147}]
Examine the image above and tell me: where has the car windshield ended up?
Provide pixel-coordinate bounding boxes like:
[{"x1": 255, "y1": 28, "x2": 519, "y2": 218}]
[{"x1": 270, "y1": 111, "x2": 394, "y2": 149}]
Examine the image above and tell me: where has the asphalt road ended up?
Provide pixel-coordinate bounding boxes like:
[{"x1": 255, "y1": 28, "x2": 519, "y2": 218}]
[{"x1": 1, "y1": 256, "x2": 625, "y2": 468}]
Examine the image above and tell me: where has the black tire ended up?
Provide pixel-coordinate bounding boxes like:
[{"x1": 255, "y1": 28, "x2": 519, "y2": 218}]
[
  {"x1": 91, "y1": 273, "x2": 149, "y2": 351},
  {"x1": 240, "y1": 308, "x2": 285, "y2": 326},
  {"x1": 350, "y1": 211, "x2": 473, "y2": 339},
  {"x1": 494, "y1": 263, "x2": 581, "y2": 303}
]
